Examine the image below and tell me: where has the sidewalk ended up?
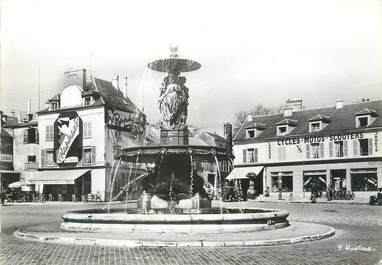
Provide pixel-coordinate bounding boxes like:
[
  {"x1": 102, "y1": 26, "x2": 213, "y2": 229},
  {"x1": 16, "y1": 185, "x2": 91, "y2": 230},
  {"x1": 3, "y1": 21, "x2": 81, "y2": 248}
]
[{"x1": 251, "y1": 196, "x2": 370, "y2": 204}]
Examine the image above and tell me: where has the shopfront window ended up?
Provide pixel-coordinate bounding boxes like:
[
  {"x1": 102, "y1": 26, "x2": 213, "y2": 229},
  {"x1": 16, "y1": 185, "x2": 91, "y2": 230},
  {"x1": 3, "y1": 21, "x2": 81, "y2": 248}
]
[
  {"x1": 303, "y1": 174, "x2": 327, "y2": 192},
  {"x1": 271, "y1": 172, "x2": 293, "y2": 192},
  {"x1": 351, "y1": 169, "x2": 377, "y2": 191}
]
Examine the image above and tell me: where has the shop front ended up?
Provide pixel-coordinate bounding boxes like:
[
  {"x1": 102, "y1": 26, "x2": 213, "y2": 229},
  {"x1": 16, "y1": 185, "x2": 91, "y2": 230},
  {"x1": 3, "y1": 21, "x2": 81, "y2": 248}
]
[{"x1": 29, "y1": 169, "x2": 92, "y2": 201}]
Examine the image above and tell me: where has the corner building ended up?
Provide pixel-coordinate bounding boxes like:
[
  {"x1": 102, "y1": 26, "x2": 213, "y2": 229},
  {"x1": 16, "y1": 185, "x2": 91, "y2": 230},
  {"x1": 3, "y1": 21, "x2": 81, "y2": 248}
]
[
  {"x1": 233, "y1": 99, "x2": 382, "y2": 199},
  {"x1": 32, "y1": 69, "x2": 145, "y2": 201}
]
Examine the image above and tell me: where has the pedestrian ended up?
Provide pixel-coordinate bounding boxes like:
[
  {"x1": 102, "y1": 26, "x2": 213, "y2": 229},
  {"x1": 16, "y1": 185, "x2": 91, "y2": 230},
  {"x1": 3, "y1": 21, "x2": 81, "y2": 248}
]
[{"x1": 0, "y1": 186, "x2": 6, "y2": 206}]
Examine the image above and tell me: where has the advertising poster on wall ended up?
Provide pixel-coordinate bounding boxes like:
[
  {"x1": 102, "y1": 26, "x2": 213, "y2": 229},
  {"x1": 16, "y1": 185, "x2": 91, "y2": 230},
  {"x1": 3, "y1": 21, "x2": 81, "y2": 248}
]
[{"x1": 53, "y1": 111, "x2": 83, "y2": 167}]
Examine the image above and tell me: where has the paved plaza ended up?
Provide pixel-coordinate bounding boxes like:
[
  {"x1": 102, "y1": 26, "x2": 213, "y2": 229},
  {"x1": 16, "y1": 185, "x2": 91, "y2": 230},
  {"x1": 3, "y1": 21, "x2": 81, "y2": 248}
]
[{"x1": 1, "y1": 201, "x2": 381, "y2": 265}]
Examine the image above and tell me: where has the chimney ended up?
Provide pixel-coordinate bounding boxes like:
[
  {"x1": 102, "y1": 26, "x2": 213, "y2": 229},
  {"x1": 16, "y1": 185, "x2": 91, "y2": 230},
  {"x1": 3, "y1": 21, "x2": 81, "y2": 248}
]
[
  {"x1": 247, "y1": 114, "x2": 253, "y2": 122},
  {"x1": 286, "y1": 99, "x2": 303, "y2": 112},
  {"x1": 64, "y1": 68, "x2": 86, "y2": 89},
  {"x1": 122, "y1": 76, "x2": 128, "y2": 97},
  {"x1": 283, "y1": 107, "x2": 293, "y2": 117},
  {"x1": 112, "y1": 74, "x2": 119, "y2": 90},
  {"x1": 336, "y1": 100, "x2": 343, "y2": 109}
]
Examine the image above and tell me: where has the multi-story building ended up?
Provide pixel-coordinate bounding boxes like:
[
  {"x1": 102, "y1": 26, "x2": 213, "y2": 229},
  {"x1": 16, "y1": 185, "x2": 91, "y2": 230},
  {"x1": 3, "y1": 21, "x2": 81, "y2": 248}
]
[
  {"x1": 232, "y1": 99, "x2": 382, "y2": 199},
  {"x1": 0, "y1": 111, "x2": 17, "y2": 188},
  {"x1": 29, "y1": 69, "x2": 146, "y2": 201},
  {"x1": 3, "y1": 111, "x2": 39, "y2": 188}
]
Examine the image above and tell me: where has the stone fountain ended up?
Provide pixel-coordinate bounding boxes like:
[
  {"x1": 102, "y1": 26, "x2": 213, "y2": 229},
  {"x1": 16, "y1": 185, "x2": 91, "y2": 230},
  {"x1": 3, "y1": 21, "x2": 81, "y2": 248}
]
[{"x1": 60, "y1": 48, "x2": 290, "y2": 234}]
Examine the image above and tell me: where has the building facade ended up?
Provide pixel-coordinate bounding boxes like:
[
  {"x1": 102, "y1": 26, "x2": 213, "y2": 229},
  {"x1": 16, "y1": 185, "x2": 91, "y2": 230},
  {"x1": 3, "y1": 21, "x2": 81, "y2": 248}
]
[
  {"x1": 232, "y1": 99, "x2": 382, "y2": 199},
  {"x1": 0, "y1": 111, "x2": 17, "y2": 188},
  {"x1": 30, "y1": 69, "x2": 145, "y2": 201}
]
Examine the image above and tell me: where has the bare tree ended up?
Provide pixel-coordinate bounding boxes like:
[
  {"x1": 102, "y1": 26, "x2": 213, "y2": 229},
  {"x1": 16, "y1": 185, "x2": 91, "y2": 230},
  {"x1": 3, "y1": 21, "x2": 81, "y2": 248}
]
[{"x1": 234, "y1": 103, "x2": 285, "y2": 129}]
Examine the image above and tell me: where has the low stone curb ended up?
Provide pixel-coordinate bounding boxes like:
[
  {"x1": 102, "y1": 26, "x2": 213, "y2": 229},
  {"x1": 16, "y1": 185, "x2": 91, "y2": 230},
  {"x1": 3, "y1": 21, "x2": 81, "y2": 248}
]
[{"x1": 14, "y1": 226, "x2": 335, "y2": 248}]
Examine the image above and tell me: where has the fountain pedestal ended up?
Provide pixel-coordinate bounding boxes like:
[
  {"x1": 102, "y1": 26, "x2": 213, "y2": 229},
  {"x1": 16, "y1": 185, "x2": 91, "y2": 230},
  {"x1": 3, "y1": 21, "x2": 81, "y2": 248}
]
[{"x1": 160, "y1": 126, "x2": 188, "y2": 146}]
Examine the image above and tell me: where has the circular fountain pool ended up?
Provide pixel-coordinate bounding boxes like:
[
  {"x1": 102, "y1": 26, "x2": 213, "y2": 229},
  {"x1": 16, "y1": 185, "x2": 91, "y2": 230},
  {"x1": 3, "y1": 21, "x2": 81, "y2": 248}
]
[{"x1": 61, "y1": 207, "x2": 289, "y2": 234}]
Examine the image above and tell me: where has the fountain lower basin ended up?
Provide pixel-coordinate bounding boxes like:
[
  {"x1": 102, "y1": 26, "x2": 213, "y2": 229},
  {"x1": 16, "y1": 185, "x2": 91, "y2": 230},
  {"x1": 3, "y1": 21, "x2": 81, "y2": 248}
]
[{"x1": 61, "y1": 207, "x2": 289, "y2": 234}]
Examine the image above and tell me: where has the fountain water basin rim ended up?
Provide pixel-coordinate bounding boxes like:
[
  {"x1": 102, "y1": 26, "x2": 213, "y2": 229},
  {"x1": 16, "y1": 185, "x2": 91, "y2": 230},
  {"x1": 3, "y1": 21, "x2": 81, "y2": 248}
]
[{"x1": 60, "y1": 207, "x2": 289, "y2": 233}]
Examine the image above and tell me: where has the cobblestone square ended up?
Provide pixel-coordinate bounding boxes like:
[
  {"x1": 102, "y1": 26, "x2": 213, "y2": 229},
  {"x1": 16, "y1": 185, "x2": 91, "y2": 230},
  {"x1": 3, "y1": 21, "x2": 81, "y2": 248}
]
[{"x1": 1, "y1": 202, "x2": 381, "y2": 265}]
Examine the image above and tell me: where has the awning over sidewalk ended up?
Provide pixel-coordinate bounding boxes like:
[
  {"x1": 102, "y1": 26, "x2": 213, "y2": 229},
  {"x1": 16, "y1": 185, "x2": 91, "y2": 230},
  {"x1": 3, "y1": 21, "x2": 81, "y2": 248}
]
[
  {"x1": 226, "y1": 166, "x2": 264, "y2": 180},
  {"x1": 28, "y1": 169, "x2": 90, "y2": 185}
]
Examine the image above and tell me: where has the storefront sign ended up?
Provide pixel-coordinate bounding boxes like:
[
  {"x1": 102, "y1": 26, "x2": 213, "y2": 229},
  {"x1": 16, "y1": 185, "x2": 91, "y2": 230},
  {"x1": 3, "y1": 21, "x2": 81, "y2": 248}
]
[
  {"x1": 105, "y1": 108, "x2": 146, "y2": 137},
  {"x1": 277, "y1": 132, "x2": 364, "y2": 146},
  {"x1": 54, "y1": 111, "x2": 83, "y2": 167},
  {"x1": 0, "y1": 153, "x2": 12, "y2": 162}
]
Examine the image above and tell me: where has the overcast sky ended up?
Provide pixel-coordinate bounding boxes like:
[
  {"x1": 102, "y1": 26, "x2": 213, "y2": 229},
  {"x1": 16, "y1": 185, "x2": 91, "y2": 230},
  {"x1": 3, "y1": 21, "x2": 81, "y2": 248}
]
[{"x1": 1, "y1": 0, "x2": 382, "y2": 130}]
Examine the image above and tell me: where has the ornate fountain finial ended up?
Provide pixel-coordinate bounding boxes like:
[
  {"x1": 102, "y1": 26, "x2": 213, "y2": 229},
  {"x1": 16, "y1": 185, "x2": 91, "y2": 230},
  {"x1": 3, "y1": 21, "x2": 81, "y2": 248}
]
[{"x1": 169, "y1": 45, "x2": 179, "y2": 58}]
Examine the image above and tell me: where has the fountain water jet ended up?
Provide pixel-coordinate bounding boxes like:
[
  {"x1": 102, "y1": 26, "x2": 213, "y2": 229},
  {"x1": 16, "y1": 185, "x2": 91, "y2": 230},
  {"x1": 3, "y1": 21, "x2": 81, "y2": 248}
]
[{"x1": 61, "y1": 47, "x2": 290, "y2": 234}]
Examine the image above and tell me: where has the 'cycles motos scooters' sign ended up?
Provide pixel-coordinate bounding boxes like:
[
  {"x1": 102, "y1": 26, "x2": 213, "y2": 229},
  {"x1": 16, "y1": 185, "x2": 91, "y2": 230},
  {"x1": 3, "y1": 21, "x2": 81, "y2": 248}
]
[{"x1": 54, "y1": 111, "x2": 83, "y2": 167}]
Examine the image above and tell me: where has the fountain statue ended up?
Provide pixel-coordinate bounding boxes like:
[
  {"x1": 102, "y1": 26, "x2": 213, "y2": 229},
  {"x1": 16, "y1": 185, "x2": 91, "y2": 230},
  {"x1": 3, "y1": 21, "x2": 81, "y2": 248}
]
[{"x1": 60, "y1": 48, "x2": 290, "y2": 235}]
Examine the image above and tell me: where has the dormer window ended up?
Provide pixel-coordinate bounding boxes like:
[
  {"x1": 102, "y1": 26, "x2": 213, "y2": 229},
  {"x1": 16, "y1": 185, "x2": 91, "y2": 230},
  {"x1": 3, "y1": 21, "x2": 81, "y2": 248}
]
[
  {"x1": 51, "y1": 102, "x2": 59, "y2": 110},
  {"x1": 84, "y1": 96, "x2": 92, "y2": 106},
  {"x1": 310, "y1": 122, "x2": 321, "y2": 132},
  {"x1": 358, "y1": 117, "x2": 368, "y2": 127},
  {"x1": 246, "y1": 129, "x2": 256, "y2": 139},
  {"x1": 308, "y1": 115, "x2": 330, "y2": 133},
  {"x1": 277, "y1": 126, "x2": 287, "y2": 135},
  {"x1": 355, "y1": 108, "x2": 377, "y2": 128},
  {"x1": 276, "y1": 119, "x2": 297, "y2": 136},
  {"x1": 245, "y1": 123, "x2": 266, "y2": 139}
]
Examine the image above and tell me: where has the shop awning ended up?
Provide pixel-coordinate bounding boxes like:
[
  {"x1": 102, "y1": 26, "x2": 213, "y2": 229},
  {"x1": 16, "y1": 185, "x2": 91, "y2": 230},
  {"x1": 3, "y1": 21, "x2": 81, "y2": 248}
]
[
  {"x1": 28, "y1": 169, "x2": 90, "y2": 185},
  {"x1": 8, "y1": 180, "x2": 31, "y2": 188},
  {"x1": 226, "y1": 166, "x2": 264, "y2": 180}
]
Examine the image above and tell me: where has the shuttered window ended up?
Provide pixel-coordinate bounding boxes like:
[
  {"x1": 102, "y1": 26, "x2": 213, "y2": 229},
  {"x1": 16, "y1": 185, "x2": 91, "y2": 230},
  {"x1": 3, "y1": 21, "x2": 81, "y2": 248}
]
[
  {"x1": 45, "y1": 125, "x2": 54, "y2": 141},
  {"x1": 91, "y1": 146, "x2": 96, "y2": 164},
  {"x1": 41, "y1": 149, "x2": 46, "y2": 166},
  {"x1": 319, "y1": 143, "x2": 324, "y2": 158},
  {"x1": 329, "y1": 142, "x2": 333, "y2": 157},
  {"x1": 83, "y1": 146, "x2": 96, "y2": 165},
  {"x1": 353, "y1": 140, "x2": 358, "y2": 156},
  {"x1": 306, "y1": 144, "x2": 310, "y2": 159},
  {"x1": 343, "y1": 141, "x2": 348, "y2": 157},
  {"x1": 242, "y1": 149, "x2": 247, "y2": 163},
  {"x1": 83, "y1": 121, "x2": 92, "y2": 138},
  {"x1": 368, "y1": 138, "x2": 373, "y2": 156}
]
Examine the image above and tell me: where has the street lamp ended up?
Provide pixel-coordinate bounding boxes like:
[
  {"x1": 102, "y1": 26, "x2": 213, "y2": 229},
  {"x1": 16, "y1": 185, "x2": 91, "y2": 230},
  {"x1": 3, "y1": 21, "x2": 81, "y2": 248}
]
[{"x1": 278, "y1": 172, "x2": 282, "y2": 200}]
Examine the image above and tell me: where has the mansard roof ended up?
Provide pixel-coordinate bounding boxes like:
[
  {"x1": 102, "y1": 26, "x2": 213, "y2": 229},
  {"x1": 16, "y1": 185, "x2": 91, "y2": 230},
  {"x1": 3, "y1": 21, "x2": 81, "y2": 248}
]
[
  {"x1": 233, "y1": 99, "x2": 382, "y2": 143},
  {"x1": 308, "y1": 114, "x2": 331, "y2": 122},
  {"x1": 245, "y1": 122, "x2": 267, "y2": 130},
  {"x1": 276, "y1": 119, "x2": 298, "y2": 126},
  {"x1": 354, "y1": 108, "x2": 378, "y2": 117}
]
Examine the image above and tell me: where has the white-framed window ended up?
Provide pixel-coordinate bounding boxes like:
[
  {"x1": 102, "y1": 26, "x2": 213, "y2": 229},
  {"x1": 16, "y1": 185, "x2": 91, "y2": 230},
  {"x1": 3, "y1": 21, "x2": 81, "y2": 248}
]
[
  {"x1": 42, "y1": 149, "x2": 55, "y2": 166},
  {"x1": 310, "y1": 122, "x2": 321, "y2": 132},
  {"x1": 51, "y1": 102, "x2": 59, "y2": 110},
  {"x1": 246, "y1": 129, "x2": 256, "y2": 139},
  {"x1": 242, "y1": 148, "x2": 258, "y2": 163},
  {"x1": 83, "y1": 121, "x2": 92, "y2": 138},
  {"x1": 306, "y1": 143, "x2": 324, "y2": 159},
  {"x1": 82, "y1": 146, "x2": 96, "y2": 165},
  {"x1": 329, "y1": 141, "x2": 348, "y2": 157},
  {"x1": 84, "y1": 97, "x2": 92, "y2": 106},
  {"x1": 277, "y1": 125, "x2": 288, "y2": 136},
  {"x1": 357, "y1": 116, "x2": 369, "y2": 127},
  {"x1": 357, "y1": 138, "x2": 372, "y2": 156},
  {"x1": 45, "y1": 125, "x2": 54, "y2": 141}
]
